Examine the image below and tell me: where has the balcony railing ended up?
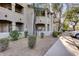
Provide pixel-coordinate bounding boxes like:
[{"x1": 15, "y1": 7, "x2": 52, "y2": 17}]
[
  {"x1": 35, "y1": 16, "x2": 50, "y2": 24},
  {"x1": 53, "y1": 18, "x2": 59, "y2": 23}
]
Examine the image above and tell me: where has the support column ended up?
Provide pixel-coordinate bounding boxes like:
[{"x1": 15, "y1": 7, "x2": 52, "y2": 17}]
[
  {"x1": 45, "y1": 24, "x2": 47, "y2": 31},
  {"x1": 23, "y1": 6, "x2": 27, "y2": 32},
  {"x1": 49, "y1": 14, "x2": 53, "y2": 32},
  {"x1": 12, "y1": 3, "x2": 15, "y2": 12},
  {"x1": 12, "y1": 22, "x2": 16, "y2": 31},
  {"x1": 51, "y1": 15, "x2": 53, "y2": 32},
  {"x1": 45, "y1": 10, "x2": 47, "y2": 17},
  {"x1": 24, "y1": 23, "x2": 27, "y2": 32}
]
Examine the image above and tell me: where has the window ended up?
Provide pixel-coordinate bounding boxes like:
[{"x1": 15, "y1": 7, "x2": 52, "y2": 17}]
[
  {"x1": 0, "y1": 22, "x2": 12, "y2": 32},
  {"x1": 36, "y1": 9, "x2": 45, "y2": 16},
  {"x1": 15, "y1": 4, "x2": 24, "y2": 13},
  {"x1": 16, "y1": 22, "x2": 24, "y2": 32},
  {"x1": 0, "y1": 3, "x2": 12, "y2": 10}
]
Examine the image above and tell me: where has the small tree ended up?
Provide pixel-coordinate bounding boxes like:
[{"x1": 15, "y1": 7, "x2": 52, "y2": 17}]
[
  {"x1": 64, "y1": 7, "x2": 79, "y2": 31},
  {"x1": 63, "y1": 19, "x2": 69, "y2": 31},
  {"x1": 63, "y1": 23, "x2": 69, "y2": 31}
]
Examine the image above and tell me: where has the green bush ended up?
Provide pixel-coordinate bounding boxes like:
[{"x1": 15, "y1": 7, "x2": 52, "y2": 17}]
[
  {"x1": 24, "y1": 31, "x2": 28, "y2": 38},
  {"x1": 28, "y1": 35, "x2": 36, "y2": 49},
  {"x1": 0, "y1": 38, "x2": 9, "y2": 52},
  {"x1": 9, "y1": 30, "x2": 21, "y2": 41},
  {"x1": 52, "y1": 31, "x2": 61, "y2": 37},
  {"x1": 63, "y1": 24, "x2": 69, "y2": 31},
  {"x1": 41, "y1": 32, "x2": 44, "y2": 38}
]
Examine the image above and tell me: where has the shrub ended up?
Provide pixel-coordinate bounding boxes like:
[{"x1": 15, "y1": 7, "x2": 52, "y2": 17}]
[
  {"x1": 9, "y1": 30, "x2": 21, "y2": 41},
  {"x1": 0, "y1": 38, "x2": 9, "y2": 52},
  {"x1": 63, "y1": 24, "x2": 69, "y2": 31},
  {"x1": 52, "y1": 31, "x2": 61, "y2": 37},
  {"x1": 28, "y1": 35, "x2": 36, "y2": 49},
  {"x1": 41, "y1": 32, "x2": 44, "y2": 38},
  {"x1": 24, "y1": 31, "x2": 28, "y2": 38},
  {"x1": 62, "y1": 29, "x2": 66, "y2": 32}
]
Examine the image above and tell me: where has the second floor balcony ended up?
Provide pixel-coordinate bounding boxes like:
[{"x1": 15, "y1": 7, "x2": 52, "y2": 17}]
[
  {"x1": 0, "y1": 3, "x2": 12, "y2": 10},
  {"x1": 0, "y1": 6, "x2": 24, "y2": 23},
  {"x1": 35, "y1": 16, "x2": 51, "y2": 24}
]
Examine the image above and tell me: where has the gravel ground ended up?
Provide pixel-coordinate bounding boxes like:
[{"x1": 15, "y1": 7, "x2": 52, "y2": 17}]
[{"x1": 0, "y1": 36, "x2": 57, "y2": 56}]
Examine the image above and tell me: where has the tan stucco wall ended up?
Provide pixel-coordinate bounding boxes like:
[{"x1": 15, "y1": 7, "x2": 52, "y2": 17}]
[
  {"x1": 0, "y1": 3, "x2": 28, "y2": 32},
  {"x1": 0, "y1": 3, "x2": 55, "y2": 36}
]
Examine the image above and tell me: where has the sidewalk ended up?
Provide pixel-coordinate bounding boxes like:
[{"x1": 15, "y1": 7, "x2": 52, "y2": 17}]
[{"x1": 44, "y1": 39, "x2": 74, "y2": 56}]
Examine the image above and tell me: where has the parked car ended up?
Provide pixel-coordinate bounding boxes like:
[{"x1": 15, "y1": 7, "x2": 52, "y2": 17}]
[{"x1": 70, "y1": 30, "x2": 79, "y2": 39}]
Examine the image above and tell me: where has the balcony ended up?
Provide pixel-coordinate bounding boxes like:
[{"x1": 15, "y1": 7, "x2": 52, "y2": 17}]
[
  {"x1": 34, "y1": 3, "x2": 49, "y2": 9},
  {"x1": 14, "y1": 12, "x2": 24, "y2": 22},
  {"x1": 0, "y1": 7, "x2": 13, "y2": 21},
  {"x1": 27, "y1": 3, "x2": 49, "y2": 9},
  {"x1": 15, "y1": 3, "x2": 24, "y2": 14},
  {"x1": 35, "y1": 16, "x2": 50, "y2": 24},
  {"x1": 0, "y1": 7, "x2": 24, "y2": 23},
  {"x1": 0, "y1": 3, "x2": 12, "y2": 10},
  {"x1": 53, "y1": 18, "x2": 59, "y2": 23}
]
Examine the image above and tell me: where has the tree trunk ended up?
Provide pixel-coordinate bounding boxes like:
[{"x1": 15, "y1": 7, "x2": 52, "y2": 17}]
[
  {"x1": 73, "y1": 22, "x2": 78, "y2": 31},
  {"x1": 58, "y1": 11, "x2": 61, "y2": 31},
  {"x1": 58, "y1": 4, "x2": 63, "y2": 31},
  {"x1": 73, "y1": 25, "x2": 75, "y2": 31}
]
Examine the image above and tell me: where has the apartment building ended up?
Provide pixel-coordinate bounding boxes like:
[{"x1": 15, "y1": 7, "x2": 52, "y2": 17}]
[
  {"x1": 0, "y1": 3, "x2": 30, "y2": 38},
  {"x1": 29, "y1": 3, "x2": 54, "y2": 36},
  {"x1": 0, "y1": 3, "x2": 55, "y2": 38}
]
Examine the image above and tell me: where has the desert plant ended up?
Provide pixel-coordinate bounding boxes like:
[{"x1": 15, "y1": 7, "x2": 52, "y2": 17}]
[
  {"x1": 24, "y1": 31, "x2": 28, "y2": 38},
  {"x1": 28, "y1": 35, "x2": 36, "y2": 49},
  {"x1": 0, "y1": 38, "x2": 9, "y2": 52},
  {"x1": 9, "y1": 30, "x2": 21, "y2": 41},
  {"x1": 52, "y1": 31, "x2": 61, "y2": 37},
  {"x1": 41, "y1": 32, "x2": 44, "y2": 38}
]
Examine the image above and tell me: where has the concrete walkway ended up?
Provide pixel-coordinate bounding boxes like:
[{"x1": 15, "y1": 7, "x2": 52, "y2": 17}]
[{"x1": 44, "y1": 39, "x2": 74, "y2": 56}]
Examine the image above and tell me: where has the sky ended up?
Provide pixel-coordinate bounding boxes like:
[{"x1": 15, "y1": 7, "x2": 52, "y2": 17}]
[{"x1": 62, "y1": 3, "x2": 68, "y2": 14}]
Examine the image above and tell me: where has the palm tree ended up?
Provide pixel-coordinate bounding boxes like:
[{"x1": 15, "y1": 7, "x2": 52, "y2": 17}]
[{"x1": 52, "y1": 3, "x2": 63, "y2": 31}]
